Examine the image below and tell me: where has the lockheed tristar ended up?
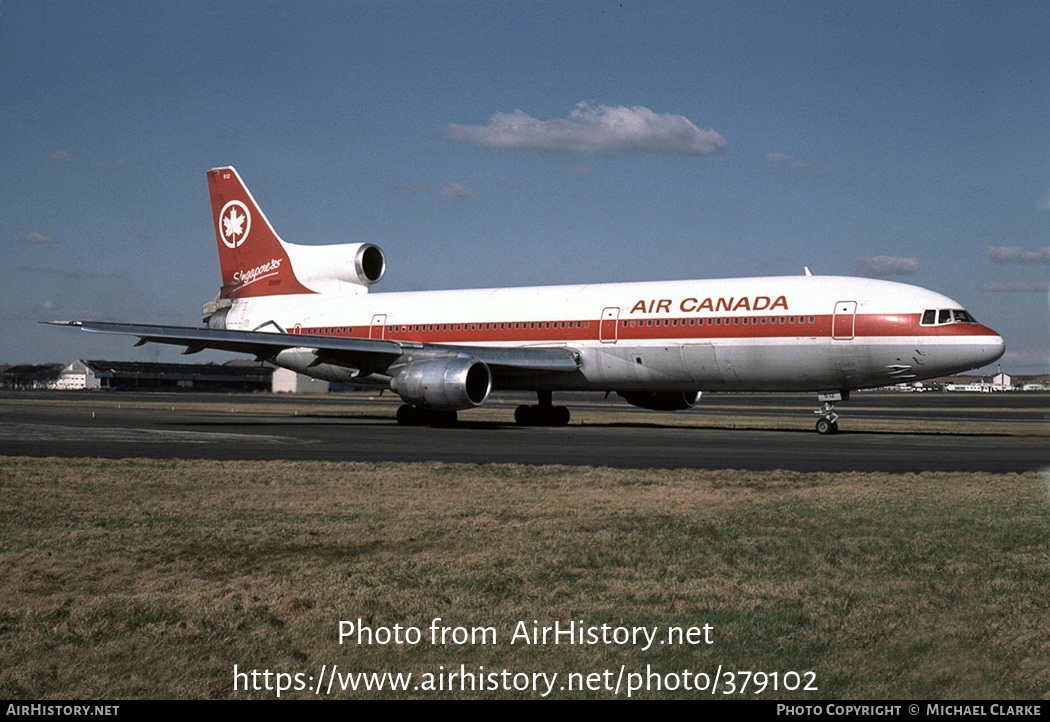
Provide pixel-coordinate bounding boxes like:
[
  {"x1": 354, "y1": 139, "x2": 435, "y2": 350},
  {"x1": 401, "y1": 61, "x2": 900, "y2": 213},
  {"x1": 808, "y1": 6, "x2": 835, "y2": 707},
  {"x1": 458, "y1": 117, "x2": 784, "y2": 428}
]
[{"x1": 50, "y1": 167, "x2": 1005, "y2": 433}]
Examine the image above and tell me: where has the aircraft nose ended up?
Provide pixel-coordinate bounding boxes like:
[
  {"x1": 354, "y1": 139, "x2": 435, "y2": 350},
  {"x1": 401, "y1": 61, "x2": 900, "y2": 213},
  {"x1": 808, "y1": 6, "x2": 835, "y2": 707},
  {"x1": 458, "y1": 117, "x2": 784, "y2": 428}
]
[{"x1": 977, "y1": 329, "x2": 1006, "y2": 367}]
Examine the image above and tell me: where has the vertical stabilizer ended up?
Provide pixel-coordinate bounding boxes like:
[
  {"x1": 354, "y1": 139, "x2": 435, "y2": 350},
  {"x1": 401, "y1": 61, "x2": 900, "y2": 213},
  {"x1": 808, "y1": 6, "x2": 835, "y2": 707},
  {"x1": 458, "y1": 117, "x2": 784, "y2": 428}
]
[{"x1": 207, "y1": 167, "x2": 315, "y2": 299}]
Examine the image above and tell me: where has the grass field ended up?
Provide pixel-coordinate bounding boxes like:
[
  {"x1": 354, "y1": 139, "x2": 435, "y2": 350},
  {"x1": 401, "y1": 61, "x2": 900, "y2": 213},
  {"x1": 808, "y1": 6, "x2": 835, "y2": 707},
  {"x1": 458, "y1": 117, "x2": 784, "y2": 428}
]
[{"x1": 1, "y1": 457, "x2": 1048, "y2": 699}]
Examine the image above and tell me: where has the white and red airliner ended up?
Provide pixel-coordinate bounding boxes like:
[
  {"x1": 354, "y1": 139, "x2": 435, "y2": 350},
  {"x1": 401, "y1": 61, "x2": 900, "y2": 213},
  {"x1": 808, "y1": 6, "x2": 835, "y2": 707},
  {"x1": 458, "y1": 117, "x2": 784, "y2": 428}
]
[{"x1": 52, "y1": 166, "x2": 1005, "y2": 433}]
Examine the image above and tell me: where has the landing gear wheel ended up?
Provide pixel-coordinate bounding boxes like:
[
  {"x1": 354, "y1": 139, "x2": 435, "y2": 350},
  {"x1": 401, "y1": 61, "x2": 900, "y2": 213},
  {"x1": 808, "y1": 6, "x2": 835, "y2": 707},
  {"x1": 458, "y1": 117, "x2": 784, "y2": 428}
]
[
  {"x1": 430, "y1": 409, "x2": 459, "y2": 427},
  {"x1": 397, "y1": 404, "x2": 458, "y2": 427},
  {"x1": 812, "y1": 391, "x2": 846, "y2": 434},
  {"x1": 514, "y1": 400, "x2": 571, "y2": 426},
  {"x1": 552, "y1": 405, "x2": 570, "y2": 426},
  {"x1": 397, "y1": 404, "x2": 423, "y2": 426},
  {"x1": 514, "y1": 404, "x2": 535, "y2": 425}
]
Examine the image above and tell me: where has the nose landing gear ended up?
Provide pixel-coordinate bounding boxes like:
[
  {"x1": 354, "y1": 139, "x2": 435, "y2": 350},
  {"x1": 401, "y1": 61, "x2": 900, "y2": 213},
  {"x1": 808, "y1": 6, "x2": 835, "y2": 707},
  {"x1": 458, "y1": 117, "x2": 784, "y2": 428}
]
[{"x1": 814, "y1": 390, "x2": 847, "y2": 434}]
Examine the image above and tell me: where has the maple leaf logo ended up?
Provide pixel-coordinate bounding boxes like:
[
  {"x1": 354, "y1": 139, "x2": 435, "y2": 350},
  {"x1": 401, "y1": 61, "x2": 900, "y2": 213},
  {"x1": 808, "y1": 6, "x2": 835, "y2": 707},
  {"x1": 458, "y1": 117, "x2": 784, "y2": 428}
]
[
  {"x1": 223, "y1": 208, "x2": 244, "y2": 239},
  {"x1": 219, "y1": 201, "x2": 251, "y2": 248}
]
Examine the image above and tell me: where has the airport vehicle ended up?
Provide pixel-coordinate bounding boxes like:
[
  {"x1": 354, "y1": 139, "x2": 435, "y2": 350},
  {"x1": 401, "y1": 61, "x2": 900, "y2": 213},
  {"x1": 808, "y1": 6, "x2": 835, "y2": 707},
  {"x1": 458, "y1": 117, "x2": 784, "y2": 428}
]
[{"x1": 51, "y1": 167, "x2": 1005, "y2": 432}]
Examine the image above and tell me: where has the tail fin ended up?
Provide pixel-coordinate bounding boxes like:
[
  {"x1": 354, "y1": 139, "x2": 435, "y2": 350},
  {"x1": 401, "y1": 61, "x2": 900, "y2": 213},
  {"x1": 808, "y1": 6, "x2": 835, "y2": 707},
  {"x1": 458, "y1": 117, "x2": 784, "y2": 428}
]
[{"x1": 207, "y1": 167, "x2": 314, "y2": 299}]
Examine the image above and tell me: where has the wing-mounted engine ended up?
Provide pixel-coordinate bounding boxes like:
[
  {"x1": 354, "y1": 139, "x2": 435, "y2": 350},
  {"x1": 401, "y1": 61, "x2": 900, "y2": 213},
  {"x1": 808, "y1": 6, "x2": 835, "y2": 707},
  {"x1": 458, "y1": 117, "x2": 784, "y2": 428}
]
[
  {"x1": 619, "y1": 390, "x2": 701, "y2": 411},
  {"x1": 284, "y1": 242, "x2": 386, "y2": 294},
  {"x1": 391, "y1": 357, "x2": 492, "y2": 410}
]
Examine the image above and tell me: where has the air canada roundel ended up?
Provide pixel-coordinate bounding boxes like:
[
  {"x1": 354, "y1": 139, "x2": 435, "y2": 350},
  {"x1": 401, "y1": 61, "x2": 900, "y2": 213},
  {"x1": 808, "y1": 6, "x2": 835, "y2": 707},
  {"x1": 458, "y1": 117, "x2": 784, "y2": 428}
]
[{"x1": 219, "y1": 200, "x2": 251, "y2": 249}]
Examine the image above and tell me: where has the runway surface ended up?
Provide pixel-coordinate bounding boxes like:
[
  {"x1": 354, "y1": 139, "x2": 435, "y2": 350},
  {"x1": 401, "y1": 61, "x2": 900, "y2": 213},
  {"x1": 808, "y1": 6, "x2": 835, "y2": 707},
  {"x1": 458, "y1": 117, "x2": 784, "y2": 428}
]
[{"x1": 1, "y1": 391, "x2": 1047, "y2": 472}]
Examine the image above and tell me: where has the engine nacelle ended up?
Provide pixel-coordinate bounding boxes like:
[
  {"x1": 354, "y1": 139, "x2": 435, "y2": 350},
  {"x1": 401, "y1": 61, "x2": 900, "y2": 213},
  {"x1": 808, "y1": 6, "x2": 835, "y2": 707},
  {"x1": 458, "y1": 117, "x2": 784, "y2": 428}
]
[
  {"x1": 390, "y1": 357, "x2": 492, "y2": 410},
  {"x1": 284, "y1": 242, "x2": 386, "y2": 292},
  {"x1": 619, "y1": 390, "x2": 702, "y2": 411}
]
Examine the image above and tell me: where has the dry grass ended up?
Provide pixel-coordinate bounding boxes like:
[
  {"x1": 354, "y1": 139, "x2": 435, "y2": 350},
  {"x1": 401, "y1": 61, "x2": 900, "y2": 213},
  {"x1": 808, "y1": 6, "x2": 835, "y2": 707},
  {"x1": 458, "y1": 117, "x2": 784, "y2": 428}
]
[{"x1": 1, "y1": 457, "x2": 1048, "y2": 699}]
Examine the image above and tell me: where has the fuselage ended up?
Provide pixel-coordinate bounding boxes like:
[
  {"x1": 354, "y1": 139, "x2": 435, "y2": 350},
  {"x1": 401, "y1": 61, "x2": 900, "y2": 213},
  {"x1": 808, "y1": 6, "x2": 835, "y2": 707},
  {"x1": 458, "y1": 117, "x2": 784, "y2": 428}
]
[{"x1": 218, "y1": 274, "x2": 1005, "y2": 393}]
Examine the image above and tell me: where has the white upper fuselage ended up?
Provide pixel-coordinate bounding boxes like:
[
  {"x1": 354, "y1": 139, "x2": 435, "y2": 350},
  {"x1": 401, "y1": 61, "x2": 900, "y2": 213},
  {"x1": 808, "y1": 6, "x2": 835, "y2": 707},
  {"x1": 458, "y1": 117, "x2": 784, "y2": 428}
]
[{"x1": 219, "y1": 273, "x2": 1005, "y2": 393}]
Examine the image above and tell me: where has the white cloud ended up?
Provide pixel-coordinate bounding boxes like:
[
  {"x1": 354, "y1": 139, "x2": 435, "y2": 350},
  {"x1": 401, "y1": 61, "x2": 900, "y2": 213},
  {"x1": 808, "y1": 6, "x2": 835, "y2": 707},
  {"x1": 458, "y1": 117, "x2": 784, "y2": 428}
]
[
  {"x1": 986, "y1": 246, "x2": 1050, "y2": 264},
  {"x1": 440, "y1": 182, "x2": 477, "y2": 199},
  {"x1": 47, "y1": 150, "x2": 72, "y2": 163},
  {"x1": 981, "y1": 281, "x2": 1050, "y2": 292},
  {"x1": 853, "y1": 256, "x2": 922, "y2": 277},
  {"x1": 444, "y1": 102, "x2": 726, "y2": 156},
  {"x1": 24, "y1": 232, "x2": 57, "y2": 244},
  {"x1": 766, "y1": 152, "x2": 811, "y2": 169}
]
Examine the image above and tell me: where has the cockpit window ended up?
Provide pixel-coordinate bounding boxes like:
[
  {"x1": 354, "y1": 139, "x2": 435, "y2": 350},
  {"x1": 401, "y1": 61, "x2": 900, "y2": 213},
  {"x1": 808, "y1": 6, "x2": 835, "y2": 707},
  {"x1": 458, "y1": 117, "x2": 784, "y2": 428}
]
[{"x1": 921, "y1": 308, "x2": 979, "y2": 326}]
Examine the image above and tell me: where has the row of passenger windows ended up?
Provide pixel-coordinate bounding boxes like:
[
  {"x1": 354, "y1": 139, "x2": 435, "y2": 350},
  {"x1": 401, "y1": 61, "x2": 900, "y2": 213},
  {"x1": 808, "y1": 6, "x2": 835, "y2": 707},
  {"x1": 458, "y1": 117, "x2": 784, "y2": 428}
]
[
  {"x1": 920, "y1": 309, "x2": 977, "y2": 326},
  {"x1": 390, "y1": 321, "x2": 592, "y2": 333},
  {"x1": 623, "y1": 316, "x2": 816, "y2": 327},
  {"x1": 303, "y1": 327, "x2": 352, "y2": 335},
  {"x1": 302, "y1": 316, "x2": 817, "y2": 335}
]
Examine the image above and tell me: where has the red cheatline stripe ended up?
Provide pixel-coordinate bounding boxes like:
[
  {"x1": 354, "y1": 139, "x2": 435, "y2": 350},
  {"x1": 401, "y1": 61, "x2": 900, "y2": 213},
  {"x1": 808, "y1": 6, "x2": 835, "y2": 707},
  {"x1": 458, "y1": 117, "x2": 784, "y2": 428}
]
[{"x1": 289, "y1": 313, "x2": 999, "y2": 342}]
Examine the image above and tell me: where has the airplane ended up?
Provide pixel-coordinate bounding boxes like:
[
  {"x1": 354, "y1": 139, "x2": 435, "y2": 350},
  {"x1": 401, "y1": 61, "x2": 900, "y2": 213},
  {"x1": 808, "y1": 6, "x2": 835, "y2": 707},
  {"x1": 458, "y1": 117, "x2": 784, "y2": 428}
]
[{"x1": 49, "y1": 166, "x2": 1006, "y2": 433}]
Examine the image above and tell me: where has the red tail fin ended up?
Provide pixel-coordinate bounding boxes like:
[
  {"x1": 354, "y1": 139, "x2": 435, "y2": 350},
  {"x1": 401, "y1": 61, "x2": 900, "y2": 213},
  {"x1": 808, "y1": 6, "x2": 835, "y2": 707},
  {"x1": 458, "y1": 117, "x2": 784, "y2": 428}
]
[{"x1": 207, "y1": 167, "x2": 314, "y2": 299}]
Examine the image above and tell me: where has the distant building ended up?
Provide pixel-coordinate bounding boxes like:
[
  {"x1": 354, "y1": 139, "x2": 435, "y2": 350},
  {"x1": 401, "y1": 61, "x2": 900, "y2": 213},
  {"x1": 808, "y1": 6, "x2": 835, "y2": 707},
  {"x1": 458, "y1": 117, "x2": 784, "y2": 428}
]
[
  {"x1": 0, "y1": 364, "x2": 63, "y2": 389},
  {"x1": 944, "y1": 382, "x2": 988, "y2": 392},
  {"x1": 271, "y1": 367, "x2": 330, "y2": 393},
  {"x1": 56, "y1": 360, "x2": 102, "y2": 390},
  {"x1": 991, "y1": 371, "x2": 1013, "y2": 390},
  {"x1": 55, "y1": 360, "x2": 273, "y2": 392}
]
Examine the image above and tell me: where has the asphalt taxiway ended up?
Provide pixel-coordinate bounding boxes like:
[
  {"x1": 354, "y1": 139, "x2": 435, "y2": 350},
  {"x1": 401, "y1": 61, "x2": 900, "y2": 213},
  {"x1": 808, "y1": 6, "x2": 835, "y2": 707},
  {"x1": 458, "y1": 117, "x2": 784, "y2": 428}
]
[{"x1": 2, "y1": 391, "x2": 1047, "y2": 472}]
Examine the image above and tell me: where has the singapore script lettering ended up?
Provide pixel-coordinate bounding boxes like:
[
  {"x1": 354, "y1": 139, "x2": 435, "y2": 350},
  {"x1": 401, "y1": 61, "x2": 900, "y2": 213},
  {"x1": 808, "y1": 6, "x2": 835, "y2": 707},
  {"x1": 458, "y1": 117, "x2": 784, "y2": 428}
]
[
  {"x1": 631, "y1": 296, "x2": 789, "y2": 315},
  {"x1": 233, "y1": 258, "x2": 283, "y2": 287}
]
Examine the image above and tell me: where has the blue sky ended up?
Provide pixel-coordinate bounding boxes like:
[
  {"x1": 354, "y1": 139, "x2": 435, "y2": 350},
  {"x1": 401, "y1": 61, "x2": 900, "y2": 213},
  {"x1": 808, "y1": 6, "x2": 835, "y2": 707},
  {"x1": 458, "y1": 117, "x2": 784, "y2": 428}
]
[{"x1": 2, "y1": 1, "x2": 1048, "y2": 372}]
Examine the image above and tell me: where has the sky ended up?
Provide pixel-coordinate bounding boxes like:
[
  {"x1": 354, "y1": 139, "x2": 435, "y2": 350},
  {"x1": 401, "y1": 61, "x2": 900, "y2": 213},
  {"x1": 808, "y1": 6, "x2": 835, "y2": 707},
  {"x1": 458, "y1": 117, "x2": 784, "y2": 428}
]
[{"x1": 2, "y1": 0, "x2": 1048, "y2": 373}]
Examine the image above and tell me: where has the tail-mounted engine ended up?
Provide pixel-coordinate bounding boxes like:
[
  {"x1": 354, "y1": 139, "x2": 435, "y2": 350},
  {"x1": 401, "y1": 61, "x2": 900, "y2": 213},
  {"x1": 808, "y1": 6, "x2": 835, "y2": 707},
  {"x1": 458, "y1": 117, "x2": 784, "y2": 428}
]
[
  {"x1": 287, "y1": 242, "x2": 386, "y2": 292},
  {"x1": 391, "y1": 357, "x2": 492, "y2": 410}
]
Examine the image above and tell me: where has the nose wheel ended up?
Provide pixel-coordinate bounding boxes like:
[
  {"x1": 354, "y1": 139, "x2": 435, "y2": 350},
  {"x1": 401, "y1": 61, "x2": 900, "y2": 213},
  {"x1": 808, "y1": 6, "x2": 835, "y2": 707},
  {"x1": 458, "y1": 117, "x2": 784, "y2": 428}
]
[
  {"x1": 815, "y1": 415, "x2": 838, "y2": 435},
  {"x1": 813, "y1": 391, "x2": 846, "y2": 434}
]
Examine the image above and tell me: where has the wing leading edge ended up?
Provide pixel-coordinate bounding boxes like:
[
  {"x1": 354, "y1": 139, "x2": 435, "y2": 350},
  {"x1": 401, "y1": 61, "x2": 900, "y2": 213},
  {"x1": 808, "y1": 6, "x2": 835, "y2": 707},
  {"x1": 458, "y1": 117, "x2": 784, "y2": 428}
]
[{"x1": 43, "y1": 320, "x2": 581, "y2": 377}]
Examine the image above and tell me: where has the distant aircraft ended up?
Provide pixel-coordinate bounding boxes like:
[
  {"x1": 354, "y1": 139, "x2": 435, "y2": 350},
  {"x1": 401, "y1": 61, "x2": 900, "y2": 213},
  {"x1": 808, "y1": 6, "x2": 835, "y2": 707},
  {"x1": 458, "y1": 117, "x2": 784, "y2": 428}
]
[{"x1": 50, "y1": 166, "x2": 1005, "y2": 433}]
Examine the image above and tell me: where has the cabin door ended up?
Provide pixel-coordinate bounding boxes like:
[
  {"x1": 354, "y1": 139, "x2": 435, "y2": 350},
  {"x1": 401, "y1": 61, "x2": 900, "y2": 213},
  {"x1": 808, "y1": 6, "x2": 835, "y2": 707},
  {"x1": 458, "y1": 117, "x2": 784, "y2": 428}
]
[
  {"x1": 832, "y1": 301, "x2": 856, "y2": 340},
  {"x1": 599, "y1": 307, "x2": 620, "y2": 343},
  {"x1": 369, "y1": 314, "x2": 387, "y2": 339}
]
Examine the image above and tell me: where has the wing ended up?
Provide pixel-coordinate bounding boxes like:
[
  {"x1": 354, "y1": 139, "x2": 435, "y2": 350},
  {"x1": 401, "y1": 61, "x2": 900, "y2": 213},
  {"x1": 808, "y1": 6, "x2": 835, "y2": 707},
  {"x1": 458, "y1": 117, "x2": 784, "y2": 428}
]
[{"x1": 44, "y1": 321, "x2": 581, "y2": 379}]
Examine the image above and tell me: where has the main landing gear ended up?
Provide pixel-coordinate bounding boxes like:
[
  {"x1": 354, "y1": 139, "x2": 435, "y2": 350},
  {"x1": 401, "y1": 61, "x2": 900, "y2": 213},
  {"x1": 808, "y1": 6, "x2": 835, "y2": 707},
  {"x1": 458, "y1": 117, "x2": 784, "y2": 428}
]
[
  {"x1": 396, "y1": 404, "x2": 458, "y2": 427},
  {"x1": 813, "y1": 390, "x2": 848, "y2": 435},
  {"x1": 515, "y1": 390, "x2": 570, "y2": 427}
]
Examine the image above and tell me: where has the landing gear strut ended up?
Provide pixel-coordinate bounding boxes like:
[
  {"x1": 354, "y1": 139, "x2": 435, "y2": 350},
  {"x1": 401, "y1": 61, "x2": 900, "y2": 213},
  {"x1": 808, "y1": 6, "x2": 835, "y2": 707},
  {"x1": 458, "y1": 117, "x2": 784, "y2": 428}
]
[
  {"x1": 515, "y1": 390, "x2": 570, "y2": 427},
  {"x1": 813, "y1": 391, "x2": 847, "y2": 434}
]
